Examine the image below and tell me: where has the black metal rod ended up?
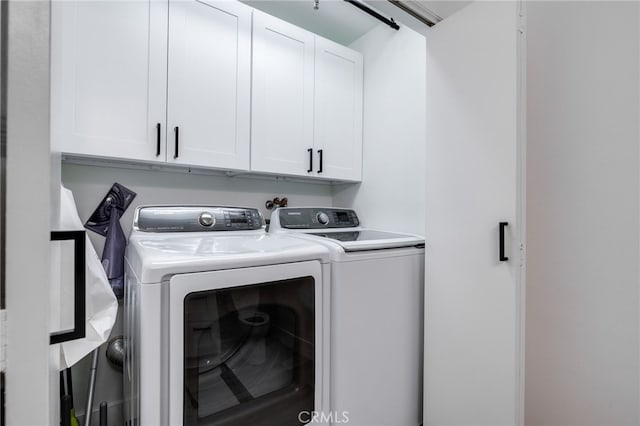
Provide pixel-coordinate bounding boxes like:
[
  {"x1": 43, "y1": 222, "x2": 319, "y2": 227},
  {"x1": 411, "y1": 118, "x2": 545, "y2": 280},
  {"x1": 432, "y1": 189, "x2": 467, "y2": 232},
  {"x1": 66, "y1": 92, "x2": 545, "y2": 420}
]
[
  {"x1": 317, "y1": 149, "x2": 323, "y2": 173},
  {"x1": 174, "y1": 126, "x2": 179, "y2": 159},
  {"x1": 100, "y1": 402, "x2": 108, "y2": 426},
  {"x1": 66, "y1": 368, "x2": 74, "y2": 409},
  {"x1": 307, "y1": 148, "x2": 313, "y2": 173},
  {"x1": 59, "y1": 371, "x2": 65, "y2": 398},
  {"x1": 499, "y1": 222, "x2": 509, "y2": 262},
  {"x1": 156, "y1": 123, "x2": 161, "y2": 157},
  {"x1": 61, "y1": 395, "x2": 72, "y2": 426},
  {"x1": 344, "y1": 0, "x2": 399, "y2": 30}
]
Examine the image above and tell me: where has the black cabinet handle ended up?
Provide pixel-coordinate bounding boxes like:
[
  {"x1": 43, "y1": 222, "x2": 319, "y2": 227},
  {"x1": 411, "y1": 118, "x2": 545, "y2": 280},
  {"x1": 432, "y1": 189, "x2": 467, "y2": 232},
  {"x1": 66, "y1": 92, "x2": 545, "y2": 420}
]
[
  {"x1": 50, "y1": 230, "x2": 86, "y2": 345},
  {"x1": 499, "y1": 222, "x2": 509, "y2": 262},
  {"x1": 317, "y1": 149, "x2": 323, "y2": 173},
  {"x1": 174, "y1": 126, "x2": 179, "y2": 159},
  {"x1": 307, "y1": 148, "x2": 313, "y2": 173},
  {"x1": 155, "y1": 123, "x2": 161, "y2": 157}
]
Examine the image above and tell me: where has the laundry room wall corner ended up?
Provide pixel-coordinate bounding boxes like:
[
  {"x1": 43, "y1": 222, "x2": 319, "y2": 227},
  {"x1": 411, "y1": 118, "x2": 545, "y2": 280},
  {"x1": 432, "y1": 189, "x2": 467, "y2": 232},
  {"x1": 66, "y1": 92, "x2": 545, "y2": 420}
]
[
  {"x1": 62, "y1": 164, "x2": 334, "y2": 253},
  {"x1": 332, "y1": 24, "x2": 426, "y2": 236}
]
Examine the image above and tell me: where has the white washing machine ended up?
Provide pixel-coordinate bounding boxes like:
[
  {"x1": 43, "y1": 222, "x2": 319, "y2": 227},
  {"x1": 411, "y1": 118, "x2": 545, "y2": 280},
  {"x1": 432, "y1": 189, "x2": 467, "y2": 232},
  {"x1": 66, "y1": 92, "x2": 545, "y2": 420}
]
[
  {"x1": 269, "y1": 207, "x2": 425, "y2": 426},
  {"x1": 124, "y1": 206, "x2": 331, "y2": 426}
]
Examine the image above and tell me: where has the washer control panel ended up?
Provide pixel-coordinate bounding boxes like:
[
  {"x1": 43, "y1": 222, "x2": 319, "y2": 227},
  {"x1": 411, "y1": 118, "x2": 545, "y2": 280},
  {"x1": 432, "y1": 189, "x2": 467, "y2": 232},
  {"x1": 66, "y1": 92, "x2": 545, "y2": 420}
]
[
  {"x1": 277, "y1": 208, "x2": 359, "y2": 229},
  {"x1": 135, "y1": 206, "x2": 263, "y2": 232}
]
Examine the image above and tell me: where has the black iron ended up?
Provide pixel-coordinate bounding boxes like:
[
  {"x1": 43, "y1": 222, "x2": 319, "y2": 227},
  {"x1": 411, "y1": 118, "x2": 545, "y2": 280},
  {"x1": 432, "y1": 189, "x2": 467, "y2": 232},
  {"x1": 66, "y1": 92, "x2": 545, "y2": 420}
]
[
  {"x1": 317, "y1": 149, "x2": 323, "y2": 173},
  {"x1": 50, "y1": 230, "x2": 86, "y2": 345},
  {"x1": 84, "y1": 183, "x2": 137, "y2": 237},
  {"x1": 307, "y1": 148, "x2": 313, "y2": 173},
  {"x1": 344, "y1": 0, "x2": 399, "y2": 30},
  {"x1": 499, "y1": 222, "x2": 509, "y2": 262}
]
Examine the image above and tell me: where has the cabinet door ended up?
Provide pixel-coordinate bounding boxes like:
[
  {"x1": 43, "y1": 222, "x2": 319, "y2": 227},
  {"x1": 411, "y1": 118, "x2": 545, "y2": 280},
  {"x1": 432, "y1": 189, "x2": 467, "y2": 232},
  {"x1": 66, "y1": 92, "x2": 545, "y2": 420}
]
[
  {"x1": 314, "y1": 38, "x2": 363, "y2": 181},
  {"x1": 51, "y1": 0, "x2": 167, "y2": 162},
  {"x1": 424, "y1": 2, "x2": 524, "y2": 425},
  {"x1": 167, "y1": 0, "x2": 251, "y2": 171},
  {"x1": 251, "y1": 11, "x2": 315, "y2": 177}
]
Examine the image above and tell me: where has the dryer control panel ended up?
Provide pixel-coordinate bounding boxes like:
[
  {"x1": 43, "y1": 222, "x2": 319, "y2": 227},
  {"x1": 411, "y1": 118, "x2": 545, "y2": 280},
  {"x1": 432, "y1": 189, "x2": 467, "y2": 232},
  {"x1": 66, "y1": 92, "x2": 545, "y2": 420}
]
[
  {"x1": 134, "y1": 206, "x2": 263, "y2": 232},
  {"x1": 276, "y1": 207, "x2": 359, "y2": 229}
]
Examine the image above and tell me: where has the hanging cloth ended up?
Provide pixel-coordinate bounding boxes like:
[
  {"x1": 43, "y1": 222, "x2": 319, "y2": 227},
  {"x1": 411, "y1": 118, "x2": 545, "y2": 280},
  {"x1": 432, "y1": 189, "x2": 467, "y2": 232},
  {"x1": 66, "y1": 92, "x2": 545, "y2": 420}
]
[{"x1": 100, "y1": 205, "x2": 127, "y2": 298}]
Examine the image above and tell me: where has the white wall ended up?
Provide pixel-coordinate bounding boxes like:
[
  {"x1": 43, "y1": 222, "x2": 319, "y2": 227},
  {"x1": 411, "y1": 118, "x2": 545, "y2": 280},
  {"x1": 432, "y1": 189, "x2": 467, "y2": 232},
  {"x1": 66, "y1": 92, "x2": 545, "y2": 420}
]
[
  {"x1": 332, "y1": 25, "x2": 426, "y2": 236},
  {"x1": 61, "y1": 162, "x2": 334, "y2": 422},
  {"x1": 63, "y1": 163, "x2": 334, "y2": 251},
  {"x1": 525, "y1": 2, "x2": 640, "y2": 425}
]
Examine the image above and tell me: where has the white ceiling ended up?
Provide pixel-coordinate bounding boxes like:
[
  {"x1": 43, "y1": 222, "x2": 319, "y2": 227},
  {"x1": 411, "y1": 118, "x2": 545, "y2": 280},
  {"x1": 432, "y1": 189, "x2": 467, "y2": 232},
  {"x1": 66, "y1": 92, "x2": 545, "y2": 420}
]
[
  {"x1": 242, "y1": 0, "x2": 381, "y2": 45},
  {"x1": 241, "y1": 0, "x2": 473, "y2": 45}
]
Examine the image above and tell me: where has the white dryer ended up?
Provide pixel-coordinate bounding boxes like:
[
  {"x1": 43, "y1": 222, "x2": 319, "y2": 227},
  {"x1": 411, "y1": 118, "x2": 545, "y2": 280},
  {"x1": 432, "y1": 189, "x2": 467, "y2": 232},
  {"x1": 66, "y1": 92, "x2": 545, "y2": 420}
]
[
  {"x1": 124, "y1": 206, "x2": 330, "y2": 426},
  {"x1": 269, "y1": 207, "x2": 425, "y2": 426}
]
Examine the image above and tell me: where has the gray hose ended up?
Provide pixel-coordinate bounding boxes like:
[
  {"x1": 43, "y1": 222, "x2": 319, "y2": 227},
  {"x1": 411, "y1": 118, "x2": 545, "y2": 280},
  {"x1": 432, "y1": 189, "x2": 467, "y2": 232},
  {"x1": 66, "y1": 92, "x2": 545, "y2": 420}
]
[{"x1": 84, "y1": 348, "x2": 99, "y2": 426}]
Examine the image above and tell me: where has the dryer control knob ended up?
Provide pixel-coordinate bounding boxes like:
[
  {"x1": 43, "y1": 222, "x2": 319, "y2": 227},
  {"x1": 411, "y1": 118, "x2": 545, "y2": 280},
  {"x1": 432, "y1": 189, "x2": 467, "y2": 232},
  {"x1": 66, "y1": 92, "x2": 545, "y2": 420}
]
[
  {"x1": 199, "y1": 212, "x2": 215, "y2": 227},
  {"x1": 316, "y1": 212, "x2": 330, "y2": 225}
]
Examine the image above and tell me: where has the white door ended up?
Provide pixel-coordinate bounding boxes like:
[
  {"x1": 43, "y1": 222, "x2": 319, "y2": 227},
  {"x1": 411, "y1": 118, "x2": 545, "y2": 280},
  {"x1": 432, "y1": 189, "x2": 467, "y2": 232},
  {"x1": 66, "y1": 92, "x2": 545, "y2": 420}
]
[
  {"x1": 51, "y1": 0, "x2": 167, "y2": 162},
  {"x1": 314, "y1": 37, "x2": 363, "y2": 182},
  {"x1": 167, "y1": 0, "x2": 251, "y2": 171},
  {"x1": 424, "y1": 2, "x2": 524, "y2": 425},
  {"x1": 4, "y1": 2, "x2": 57, "y2": 424},
  {"x1": 251, "y1": 11, "x2": 315, "y2": 177}
]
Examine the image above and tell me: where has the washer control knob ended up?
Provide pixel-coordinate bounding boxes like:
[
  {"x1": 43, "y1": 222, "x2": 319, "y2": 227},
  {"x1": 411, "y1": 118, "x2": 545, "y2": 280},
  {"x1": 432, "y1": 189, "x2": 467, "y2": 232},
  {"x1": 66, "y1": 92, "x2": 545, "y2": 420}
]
[
  {"x1": 198, "y1": 212, "x2": 215, "y2": 227},
  {"x1": 316, "y1": 212, "x2": 330, "y2": 225}
]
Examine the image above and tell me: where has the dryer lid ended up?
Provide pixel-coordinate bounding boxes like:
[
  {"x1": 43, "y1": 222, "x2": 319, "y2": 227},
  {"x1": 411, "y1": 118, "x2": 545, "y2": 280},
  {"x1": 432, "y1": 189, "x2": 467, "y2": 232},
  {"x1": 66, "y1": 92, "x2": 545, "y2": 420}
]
[
  {"x1": 269, "y1": 207, "x2": 424, "y2": 252},
  {"x1": 127, "y1": 233, "x2": 330, "y2": 283},
  {"x1": 306, "y1": 229, "x2": 425, "y2": 252}
]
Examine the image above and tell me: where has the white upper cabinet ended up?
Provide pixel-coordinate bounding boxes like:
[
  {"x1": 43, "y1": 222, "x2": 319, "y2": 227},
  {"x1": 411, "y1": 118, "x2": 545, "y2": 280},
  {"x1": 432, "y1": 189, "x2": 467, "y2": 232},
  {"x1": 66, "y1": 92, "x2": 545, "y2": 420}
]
[
  {"x1": 52, "y1": 2, "x2": 363, "y2": 181},
  {"x1": 251, "y1": 11, "x2": 316, "y2": 177},
  {"x1": 251, "y1": 11, "x2": 363, "y2": 181},
  {"x1": 51, "y1": 0, "x2": 168, "y2": 162},
  {"x1": 314, "y1": 38, "x2": 363, "y2": 181},
  {"x1": 167, "y1": 0, "x2": 251, "y2": 171}
]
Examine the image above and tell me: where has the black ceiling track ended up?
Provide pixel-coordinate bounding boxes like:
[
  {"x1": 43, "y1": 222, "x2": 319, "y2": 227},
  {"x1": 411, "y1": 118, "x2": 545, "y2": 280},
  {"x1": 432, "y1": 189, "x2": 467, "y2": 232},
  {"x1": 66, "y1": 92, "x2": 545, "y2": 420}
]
[
  {"x1": 343, "y1": 0, "x2": 400, "y2": 31},
  {"x1": 388, "y1": 0, "x2": 436, "y2": 27}
]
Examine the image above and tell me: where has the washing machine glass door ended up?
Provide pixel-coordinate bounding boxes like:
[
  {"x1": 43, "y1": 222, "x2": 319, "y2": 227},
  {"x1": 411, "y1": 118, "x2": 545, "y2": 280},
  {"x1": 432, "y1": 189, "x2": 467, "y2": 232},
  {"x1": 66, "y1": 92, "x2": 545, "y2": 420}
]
[{"x1": 169, "y1": 262, "x2": 322, "y2": 426}]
